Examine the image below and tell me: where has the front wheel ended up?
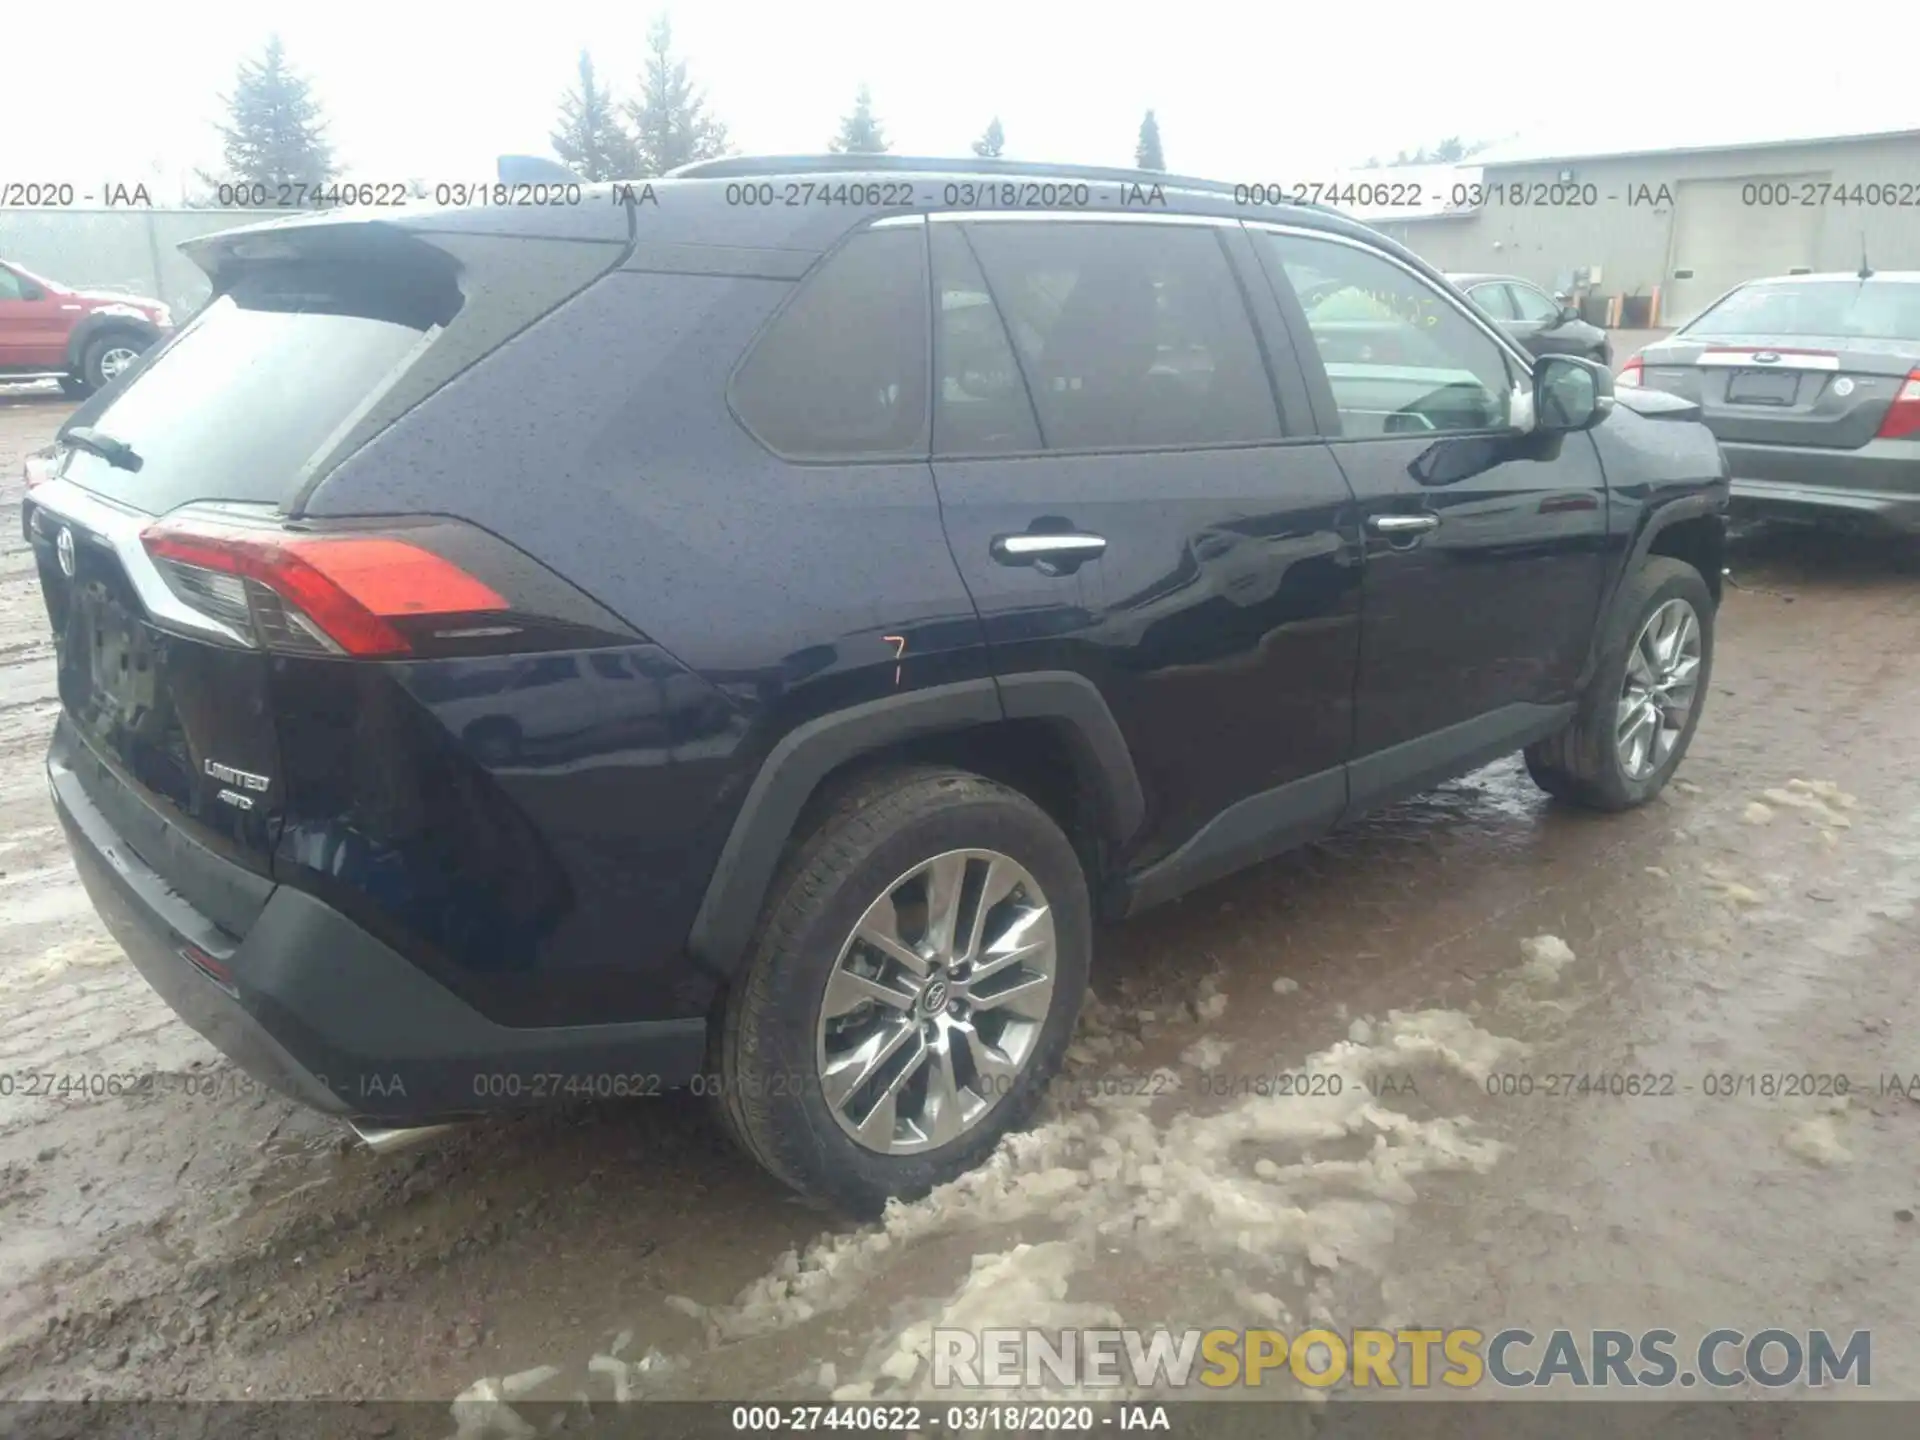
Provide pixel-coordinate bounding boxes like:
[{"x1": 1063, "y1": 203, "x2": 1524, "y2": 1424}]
[
  {"x1": 715, "y1": 765, "x2": 1091, "y2": 1215},
  {"x1": 1524, "y1": 557, "x2": 1713, "y2": 810}
]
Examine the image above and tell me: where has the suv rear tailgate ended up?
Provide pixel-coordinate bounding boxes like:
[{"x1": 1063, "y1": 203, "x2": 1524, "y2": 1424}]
[{"x1": 29, "y1": 209, "x2": 631, "y2": 941}]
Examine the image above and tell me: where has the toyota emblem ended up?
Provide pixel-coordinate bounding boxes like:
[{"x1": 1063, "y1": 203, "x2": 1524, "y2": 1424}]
[
  {"x1": 1753, "y1": 351, "x2": 1781, "y2": 363},
  {"x1": 56, "y1": 526, "x2": 76, "y2": 578}
]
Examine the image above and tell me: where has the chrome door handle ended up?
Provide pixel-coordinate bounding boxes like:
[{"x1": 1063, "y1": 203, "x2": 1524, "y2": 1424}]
[
  {"x1": 992, "y1": 532, "x2": 1108, "y2": 561},
  {"x1": 1367, "y1": 514, "x2": 1440, "y2": 536}
]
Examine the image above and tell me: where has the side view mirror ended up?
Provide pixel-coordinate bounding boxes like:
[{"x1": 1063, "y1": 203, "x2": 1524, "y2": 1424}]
[
  {"x1": 1533, "y1": 354, "x2": 1614, "y2": 433},
  {"x1": 16, "y1": 278, "x2": 45, "y2": 301},
  {"x1": 1557, "y1": 304, "x2": 1581, "y2": 325}
]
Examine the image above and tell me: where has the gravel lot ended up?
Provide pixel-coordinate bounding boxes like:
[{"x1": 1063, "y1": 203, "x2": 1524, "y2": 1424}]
[{"x1": 3, "y1": 392, "x2": 1917, "y2": 1414}]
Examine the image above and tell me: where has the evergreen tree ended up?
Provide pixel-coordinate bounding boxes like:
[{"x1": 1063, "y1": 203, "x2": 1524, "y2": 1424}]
[
  {"x1": 830, "y1": 86, "x2": 890, "y2": 155},
  {"x1": 626, "y1": 17, "x2": 730, "y2": 177},
  {"x1": 214, "y1": 35, "x2": 336, "y2": 189},
  {"x1": 1134, "y1": 110, "x2": 1165, "y2": 171},
  {"x1": 972, "y1": 117, "x2": 1005, "y2": 158},
  {"x1": 553, "y1": 51, "x2": 640, "y2": 181}
]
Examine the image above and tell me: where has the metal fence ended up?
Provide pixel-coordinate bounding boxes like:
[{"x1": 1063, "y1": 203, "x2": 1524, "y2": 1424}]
[{"x1": 0, "y1": 208, "x2": 292, "y2": 316}]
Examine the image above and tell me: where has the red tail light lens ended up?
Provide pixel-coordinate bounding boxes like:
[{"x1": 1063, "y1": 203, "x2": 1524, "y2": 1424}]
[
  {"x1": 1875, "y1": 370, "x2": 1920, "y2": 440},
  {"x1": 1616, "y1": 355, "x2": 1645, "y2": 388},
  {"x1": 142, "y1": 520, "x2": 509, "y2": 656}
]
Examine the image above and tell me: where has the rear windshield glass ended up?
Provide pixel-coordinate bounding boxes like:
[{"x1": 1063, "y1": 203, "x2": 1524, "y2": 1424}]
[
  {"x1": 1687, "y1": 280, "x2": 1920, "y2": 340},
  {"x1": 58, "y1": 263, "x2": 457, "y2": 514}
]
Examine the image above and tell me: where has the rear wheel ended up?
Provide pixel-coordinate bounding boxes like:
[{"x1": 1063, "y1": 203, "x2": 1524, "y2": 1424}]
[
  {"x1": 1524, "y1": 557, "x2": 1713, "y2": 810},
  {"x1": 715, "y1": 765, "x2": 1090, "y2": 1215}
]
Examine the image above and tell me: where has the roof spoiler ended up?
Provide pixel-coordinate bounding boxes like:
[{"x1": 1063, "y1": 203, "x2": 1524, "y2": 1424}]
[{"x1": 497, "y1": 155, "x2": 582, "y2": 186}]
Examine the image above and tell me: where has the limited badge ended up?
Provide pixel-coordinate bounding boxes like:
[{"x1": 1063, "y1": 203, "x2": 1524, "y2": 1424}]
[{"x1": 1832, "y1": 377, "x2": 1855, "y2": 397}]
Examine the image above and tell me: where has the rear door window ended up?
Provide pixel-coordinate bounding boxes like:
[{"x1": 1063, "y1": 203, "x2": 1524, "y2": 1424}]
[
  {"x1": 731, "y1": 226, "x2": 931, "y2": 461},
  {"x1": 960, "y1": 221, "x2": 1281, "y2": 451},
  {"x1": 930, "y1": 224, "x2": 1041, "y2": 456}
]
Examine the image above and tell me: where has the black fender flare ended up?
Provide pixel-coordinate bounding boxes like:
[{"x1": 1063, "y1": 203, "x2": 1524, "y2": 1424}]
[
  {"x1": 65, "y1": 312, "x2": 162, "y2": 372},
  {"x1": 686, "y1": 673, "x2": 1145, "y2": 977},
  {"x1": 1579, "y1": 487, "x2": 1728, "y2": 689},
  {"x1": 1619, "y1": 488, "x2": 1728, "y2": 603}
]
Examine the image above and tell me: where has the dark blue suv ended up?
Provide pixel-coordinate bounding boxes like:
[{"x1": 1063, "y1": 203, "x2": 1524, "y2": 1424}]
[{"x1": 26, "y1": 156, "x2": 1729, "y2": 1213}]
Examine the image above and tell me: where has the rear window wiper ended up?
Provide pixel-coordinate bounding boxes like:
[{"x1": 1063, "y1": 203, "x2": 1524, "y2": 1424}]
[{"x1": 64, "y1": 426, "x2": 143, "y2": 473}]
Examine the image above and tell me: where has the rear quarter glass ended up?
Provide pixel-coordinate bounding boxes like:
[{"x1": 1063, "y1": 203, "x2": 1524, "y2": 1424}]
[{"x1": 58, "y1": 230, "x2": 624, "y2": 516}]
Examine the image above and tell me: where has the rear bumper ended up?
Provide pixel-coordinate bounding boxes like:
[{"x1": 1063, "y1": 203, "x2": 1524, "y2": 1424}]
[
  {"x1": 1720, "y1": 438, "x2": 1920, "y2": 533},
  {"x1": 50, "y1": 718, "x2": 708, "y2": 1125}
]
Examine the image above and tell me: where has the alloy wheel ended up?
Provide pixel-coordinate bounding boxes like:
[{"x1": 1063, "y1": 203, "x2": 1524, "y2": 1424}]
[
  {"x1": 99, "y1": 346, "x2": 140, "y2": 382},
  {"x1": 1616, "y1": 597, "x2": 1702, "y2": 780},
  {"x1": 815, "y1": 848, "x2": 1057, "y2": 1155}
]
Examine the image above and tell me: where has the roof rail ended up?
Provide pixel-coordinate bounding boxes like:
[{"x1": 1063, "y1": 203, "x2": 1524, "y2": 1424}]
[{"x1": 664, "y1": 153, "x2": 1254, "y2": 200}]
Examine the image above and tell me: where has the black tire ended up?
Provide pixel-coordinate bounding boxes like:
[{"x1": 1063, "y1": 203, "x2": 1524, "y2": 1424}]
[
  {"x1": 1524, "y1": 557, "x2": 1713, "y2": 810},
  {"x1": 59, "y1": 375, "x2": 90, "y2": 398},
  {"x1": 715, "y1": 764, "x2": 1091, "y2": 1216},
  {"x1": 81, "y1": 333, "x2": 145, "y2": 392}
]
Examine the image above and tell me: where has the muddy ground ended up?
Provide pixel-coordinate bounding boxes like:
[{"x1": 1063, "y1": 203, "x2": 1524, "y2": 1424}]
[{"x1": 3, "y1": 391, "x2": 1918, "y2": 1412}]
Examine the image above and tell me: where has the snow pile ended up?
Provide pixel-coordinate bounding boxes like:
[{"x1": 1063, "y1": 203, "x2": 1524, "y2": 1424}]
[
  {"x1": 1760, "y1": 778, "x2": 1856, "y2": 829},
  {"x1": 1783, "y1": 1115, "x2": 1851, "y2": 1167},
  {"x1": 1180, "y1": 1035, "x2": 1233, "y2": 1071},
  {"x1": 832, "y1": 1241, "x2": 1123, "y2": 1402},
  {"x1": 698, "y1": 1008, "x2": 1526, "y2": 1391},
  {"x1": 1517, "y1": 934, "x2": 1575, "y2": 985},
  {"x1": 1194, "y1": 974, "x2": 1230, "y2": 1022}
]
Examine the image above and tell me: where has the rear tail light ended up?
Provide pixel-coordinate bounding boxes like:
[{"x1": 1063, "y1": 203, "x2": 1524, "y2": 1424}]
[
  {"x1": 1875, "y1": 370, "x2": 1920, "y2": 440},
  {"x1": 1616, "y1": 355, "x2": 1644, "y2": 388},
  {"x1": 139, "y1": 512, "x2": 634, "y2": 658}
]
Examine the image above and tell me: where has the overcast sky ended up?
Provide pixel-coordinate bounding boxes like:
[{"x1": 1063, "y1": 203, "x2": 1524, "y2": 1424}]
[{"x1": 5, "y1": 1, "x2": 1916, "y2": 195}]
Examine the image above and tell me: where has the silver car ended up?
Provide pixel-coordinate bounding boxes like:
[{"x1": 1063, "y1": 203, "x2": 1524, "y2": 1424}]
[{"x1": 1620, "y1": 271, "x2": 1920, "y2": 532}]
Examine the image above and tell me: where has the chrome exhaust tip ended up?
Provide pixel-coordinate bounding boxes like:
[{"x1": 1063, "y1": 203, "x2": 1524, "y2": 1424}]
[{"x1": 349, "y1": 1120, "x2": 461, "y2": 1154}]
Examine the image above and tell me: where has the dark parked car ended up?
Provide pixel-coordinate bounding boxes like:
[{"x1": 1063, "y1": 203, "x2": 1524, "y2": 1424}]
[
  {"x1": 1619, "y1": 270, "x2": 1920, "y2": 533},
  {"x1": 25, "y1": 156, "x2": 1728, "y2": 1214},
  {"x1": 1450, "y1": 272, "x2": 1611, "y2": 367}
]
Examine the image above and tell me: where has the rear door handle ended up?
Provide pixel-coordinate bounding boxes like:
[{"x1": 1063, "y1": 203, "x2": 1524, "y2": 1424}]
[
  {"x1": 992, "y1": 532, "x2": 1108, "y2": 576},
  {"x1": 1367, "y1": 514, "x2": 1440, "y2": 536},
  {"x1": 993, "y1": 533, "x2": 1108, "y2": 560}
]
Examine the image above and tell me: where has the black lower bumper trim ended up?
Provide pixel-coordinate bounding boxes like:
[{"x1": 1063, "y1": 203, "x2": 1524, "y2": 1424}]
[{"x1": 51, "y1": 725, "x2": 708, "y2": 1125}]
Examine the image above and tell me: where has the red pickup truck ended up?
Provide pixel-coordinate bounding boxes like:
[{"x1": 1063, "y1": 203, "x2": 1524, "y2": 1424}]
[{"x1": 0, "y1": 258, "x2": 173, "y2": 395}]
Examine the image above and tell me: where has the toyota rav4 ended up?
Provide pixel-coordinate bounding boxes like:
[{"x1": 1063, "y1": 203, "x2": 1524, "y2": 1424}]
[{"x1": 25, "y1": 157, "x2": 1729, "y2": 1214}]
